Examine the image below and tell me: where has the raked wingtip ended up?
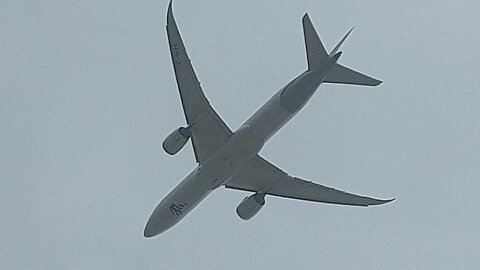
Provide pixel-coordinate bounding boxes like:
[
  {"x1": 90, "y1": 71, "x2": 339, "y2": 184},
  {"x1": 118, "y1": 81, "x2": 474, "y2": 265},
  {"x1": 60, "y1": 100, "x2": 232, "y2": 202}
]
[
  {"x1": 377, "y1": 198, "x2": 396, "y2": 205},
  {"x1": 167, "y1": 0, "x2": 174, "y2": 23}
]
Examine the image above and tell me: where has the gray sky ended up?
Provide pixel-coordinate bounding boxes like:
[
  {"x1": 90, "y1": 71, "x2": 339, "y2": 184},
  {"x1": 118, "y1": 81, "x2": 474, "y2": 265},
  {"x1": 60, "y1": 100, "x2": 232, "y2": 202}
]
[{"x1": 2, "y1": 0, "x2": 479, "y2": 269}]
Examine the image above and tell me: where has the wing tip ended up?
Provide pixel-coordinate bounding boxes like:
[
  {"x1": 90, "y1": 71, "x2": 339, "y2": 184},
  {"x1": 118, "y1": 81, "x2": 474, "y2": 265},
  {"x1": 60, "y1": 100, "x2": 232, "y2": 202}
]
[
  {"x1": 369, "y1": 197, "x2": 395, "y2": 206},
  {"x1": 167, "y1": 0, "x2": 174, "y2": 24}
]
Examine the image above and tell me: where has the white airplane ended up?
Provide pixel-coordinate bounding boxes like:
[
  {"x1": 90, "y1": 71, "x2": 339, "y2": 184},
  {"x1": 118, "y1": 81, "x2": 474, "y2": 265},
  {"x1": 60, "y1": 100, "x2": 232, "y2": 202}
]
[{"x1": 144, "y1": 1, "x2": 394, "y2": 237}]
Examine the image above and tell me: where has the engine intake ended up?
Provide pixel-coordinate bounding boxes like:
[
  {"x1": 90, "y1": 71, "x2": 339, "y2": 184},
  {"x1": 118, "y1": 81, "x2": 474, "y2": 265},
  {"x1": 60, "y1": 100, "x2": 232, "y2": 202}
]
[
  {"x1": 236, "y1": 193, "x2": 266, "y2": 220},
  {"x1": 162, "y1": 127, "x2": 191, "y2": 155}
]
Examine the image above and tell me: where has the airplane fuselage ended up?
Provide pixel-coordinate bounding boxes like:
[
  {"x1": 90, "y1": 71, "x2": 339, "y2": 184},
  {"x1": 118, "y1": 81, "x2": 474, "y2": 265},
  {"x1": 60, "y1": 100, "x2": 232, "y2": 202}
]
[{"x1": 144, "y1": 53, "x2": 341, "y2": 237}]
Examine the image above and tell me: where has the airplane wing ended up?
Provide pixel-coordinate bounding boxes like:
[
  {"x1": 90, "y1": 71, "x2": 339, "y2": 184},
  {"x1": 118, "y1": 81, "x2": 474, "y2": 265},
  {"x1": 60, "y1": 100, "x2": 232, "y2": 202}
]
[
  {"x1": 225, "y1": 155, "x2": 393, "y2": 206},
  {"x1": 166, "y1": 2, "x2": 232, "y2": 163}
]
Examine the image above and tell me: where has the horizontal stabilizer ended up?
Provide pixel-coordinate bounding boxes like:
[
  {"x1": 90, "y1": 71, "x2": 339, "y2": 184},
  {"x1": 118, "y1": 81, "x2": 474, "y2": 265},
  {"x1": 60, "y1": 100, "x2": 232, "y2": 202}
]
[{"x1": 324, "y1": 63, "x2": 382, "y2": 86}]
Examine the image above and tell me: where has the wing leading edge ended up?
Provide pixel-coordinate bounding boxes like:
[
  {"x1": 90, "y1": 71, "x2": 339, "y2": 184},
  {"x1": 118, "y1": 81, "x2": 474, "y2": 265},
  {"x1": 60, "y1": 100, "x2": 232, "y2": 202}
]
[
  {"x1": 226, "y1": 156, "x2": 394, "y2": 207},
  {"x1": 166, "y1": 1, "x2": 232, "y2": 163}
]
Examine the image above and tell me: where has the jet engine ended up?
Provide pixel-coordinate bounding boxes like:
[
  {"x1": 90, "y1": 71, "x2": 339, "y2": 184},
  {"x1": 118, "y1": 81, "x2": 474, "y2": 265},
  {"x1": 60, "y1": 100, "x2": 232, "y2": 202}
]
[
  {"x1": 236, "y1": 193, "x2": 266, "y2": 220},
  {"x1": 162, "y1": 127, "x2": 191, "y2": 155}
]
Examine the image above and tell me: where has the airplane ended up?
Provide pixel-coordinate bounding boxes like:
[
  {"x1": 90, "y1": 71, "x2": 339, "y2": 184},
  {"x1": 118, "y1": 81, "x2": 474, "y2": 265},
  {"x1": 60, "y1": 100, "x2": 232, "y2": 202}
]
[{"x1": 144, "y1": 1, "x2": 394, "y2": 238}]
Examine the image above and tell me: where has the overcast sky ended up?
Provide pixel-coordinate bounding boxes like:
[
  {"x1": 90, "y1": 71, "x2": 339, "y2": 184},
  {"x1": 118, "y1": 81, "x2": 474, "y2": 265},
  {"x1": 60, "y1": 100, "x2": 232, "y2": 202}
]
[{"x1": 2, "y1": 0, "x2": 480, "y2": 269}]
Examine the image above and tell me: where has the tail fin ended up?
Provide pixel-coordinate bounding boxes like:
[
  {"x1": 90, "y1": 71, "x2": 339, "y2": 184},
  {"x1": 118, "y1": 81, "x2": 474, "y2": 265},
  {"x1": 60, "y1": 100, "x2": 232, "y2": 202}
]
[
  {"x1": 302, "y1": 13, "x2": 328, "y2": 69},
  {"x1": 330, "y1": 27, "x2": 354, "y2": 56},
  {"x1": 301, "y1": 13, "x2": 382, "y2": 86}
]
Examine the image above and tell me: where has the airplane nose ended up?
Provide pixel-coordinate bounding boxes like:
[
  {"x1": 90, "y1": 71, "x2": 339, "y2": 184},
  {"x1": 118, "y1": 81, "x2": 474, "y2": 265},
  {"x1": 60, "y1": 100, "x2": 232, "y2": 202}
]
[
  {"x1": 143, "y1": 218, "x2": 155, "y2": 237},
  {"x1": 143, "y1": 224, "x2": 157, "y2": 238},
  {"x1": 143, "y1": 206, "x2": 176, "y2": 238},
  {"x1": 143, "y1": 215, "x2": 163, "y2": 238}
]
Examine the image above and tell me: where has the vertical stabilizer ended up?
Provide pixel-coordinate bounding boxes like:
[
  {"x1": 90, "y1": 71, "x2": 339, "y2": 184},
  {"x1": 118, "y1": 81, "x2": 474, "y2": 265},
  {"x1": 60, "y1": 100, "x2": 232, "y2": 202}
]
[
  {"x1": 330, "y1": 27, "x2": 354, "y2": 56},
  {"x1": 302, "y1": 13, "x2": 328, "y2": 70}
]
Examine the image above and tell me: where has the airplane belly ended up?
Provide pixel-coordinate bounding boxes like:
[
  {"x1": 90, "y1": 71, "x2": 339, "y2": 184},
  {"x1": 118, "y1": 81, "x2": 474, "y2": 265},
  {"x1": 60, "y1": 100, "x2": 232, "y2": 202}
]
[
  {"x1": 197, "y1": 147, "x2": 251, "y2": 189},
  {"x1": 244, "y1": 90, "x2": 294, "y2": 142},
  {"x1": 243, "y1": 70, "x2": 326, "y2": 143}
]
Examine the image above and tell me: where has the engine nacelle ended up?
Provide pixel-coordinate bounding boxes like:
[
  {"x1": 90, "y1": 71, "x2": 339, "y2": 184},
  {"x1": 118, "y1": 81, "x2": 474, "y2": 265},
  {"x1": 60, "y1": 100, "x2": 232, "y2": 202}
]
[
  {"x1": 236, "y1": 193, "x2": 265, "y2": 220},
  {"x1": 162, "y1": 127, "x2": 191, "y2": 155}
]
